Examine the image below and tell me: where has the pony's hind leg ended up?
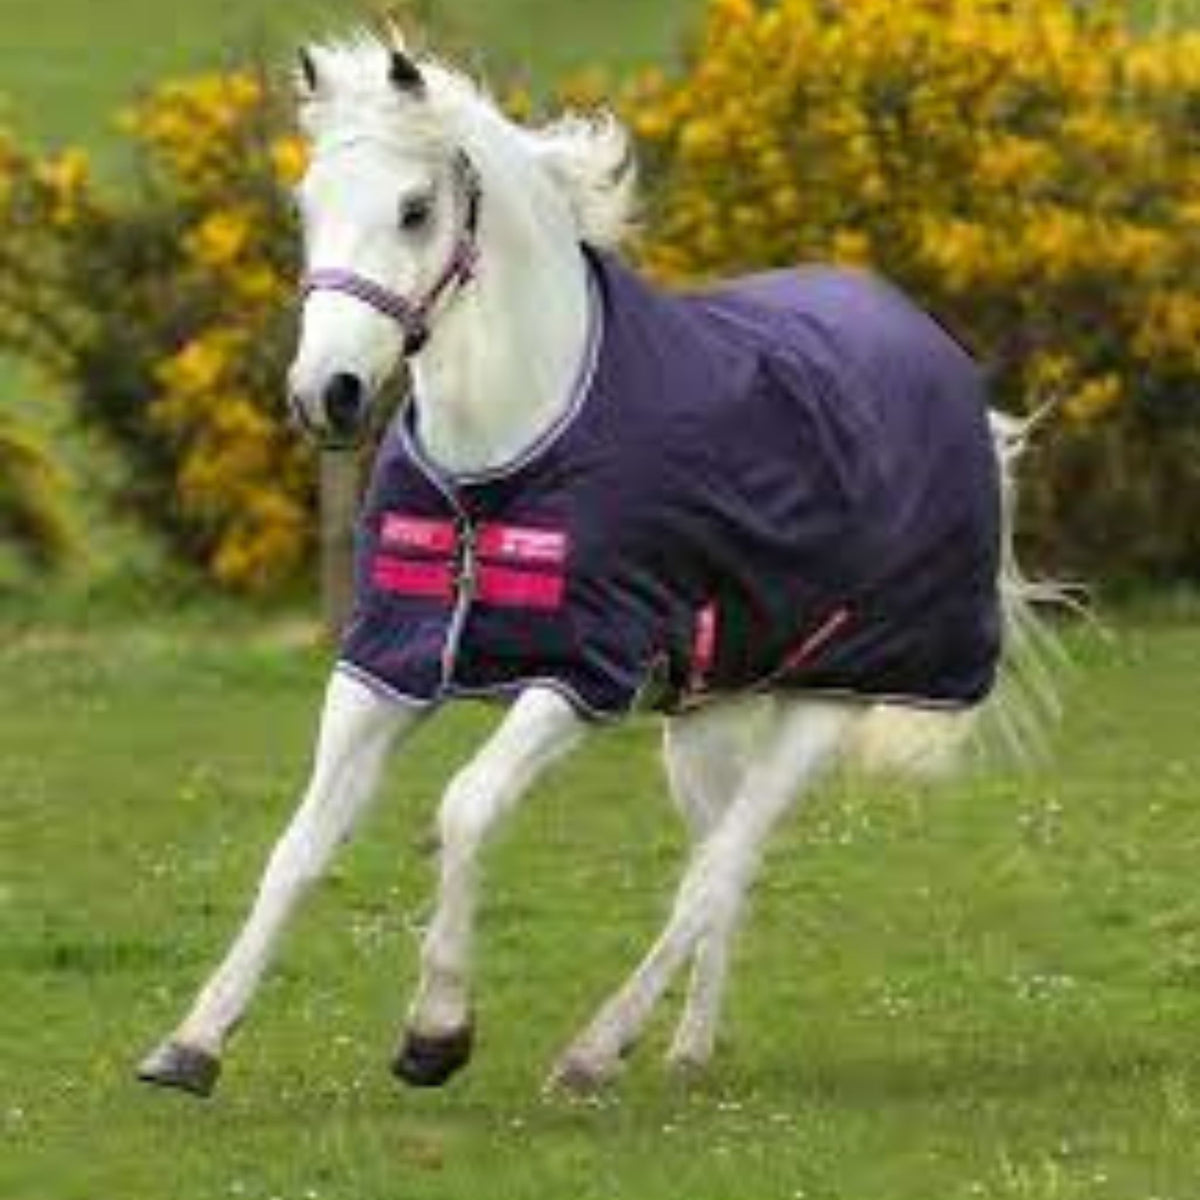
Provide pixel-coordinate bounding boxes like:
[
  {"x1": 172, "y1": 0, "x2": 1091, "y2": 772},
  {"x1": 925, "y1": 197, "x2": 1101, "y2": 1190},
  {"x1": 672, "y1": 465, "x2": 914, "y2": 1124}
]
[
  {"x1": 137, "y1": 671, "x2": 421, "y2": 1097},
  {"x1": 551, "y1": 697, "x2": 859, "y2": 1093},
  {"x1": 661, "y1": 698, "x2": 764, "y2": 1072}
]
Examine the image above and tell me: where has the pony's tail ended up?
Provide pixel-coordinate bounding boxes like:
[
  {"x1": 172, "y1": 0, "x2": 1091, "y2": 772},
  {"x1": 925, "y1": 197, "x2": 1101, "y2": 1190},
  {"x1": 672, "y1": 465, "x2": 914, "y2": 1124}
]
[{"x1": 842, "y1": 408, "x2": 1074, "y2": 779}]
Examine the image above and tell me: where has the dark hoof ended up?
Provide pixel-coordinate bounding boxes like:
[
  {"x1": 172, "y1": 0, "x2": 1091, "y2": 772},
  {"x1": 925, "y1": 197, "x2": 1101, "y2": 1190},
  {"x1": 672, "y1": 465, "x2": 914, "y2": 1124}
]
[
  {"x1": 136, "y1": 1039, "x2": 221, "y2": 1098},
  {"x1": 392, "y1": 1024, "x2": 474, "y2": 1088}
]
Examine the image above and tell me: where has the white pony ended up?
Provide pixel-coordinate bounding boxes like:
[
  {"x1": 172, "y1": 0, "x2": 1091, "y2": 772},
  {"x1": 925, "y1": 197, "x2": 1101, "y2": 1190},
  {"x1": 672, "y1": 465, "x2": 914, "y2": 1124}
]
[{"x1": 137, "y1": 35, "x2": 1058, "y2": 1099}]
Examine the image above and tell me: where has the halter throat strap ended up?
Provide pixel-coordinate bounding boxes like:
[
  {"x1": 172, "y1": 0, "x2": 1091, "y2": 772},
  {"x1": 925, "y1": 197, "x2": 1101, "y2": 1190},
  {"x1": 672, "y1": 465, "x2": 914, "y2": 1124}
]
[{"x1": 301, "y1": 152, "x2": 483, "y2": 357}]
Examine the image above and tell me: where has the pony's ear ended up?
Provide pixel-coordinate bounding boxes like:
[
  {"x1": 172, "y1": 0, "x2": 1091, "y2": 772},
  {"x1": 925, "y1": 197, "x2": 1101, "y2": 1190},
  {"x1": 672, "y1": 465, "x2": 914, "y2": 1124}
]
[
  {"x1": 296, "y1": 46, "x2": 320, "y2": 96},
  {"x1": 389, "y1": 49, "x2": 425, "y2": 96},
  {"x1": 295, "y1": 46, "x2": 319, "y2": 95}
]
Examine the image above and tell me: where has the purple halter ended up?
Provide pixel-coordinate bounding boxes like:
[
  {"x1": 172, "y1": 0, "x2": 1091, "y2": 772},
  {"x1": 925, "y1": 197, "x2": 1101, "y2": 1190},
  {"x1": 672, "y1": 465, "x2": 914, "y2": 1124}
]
[{"x1": 301, "y1": 152, "x2": 483, "y2": 357}]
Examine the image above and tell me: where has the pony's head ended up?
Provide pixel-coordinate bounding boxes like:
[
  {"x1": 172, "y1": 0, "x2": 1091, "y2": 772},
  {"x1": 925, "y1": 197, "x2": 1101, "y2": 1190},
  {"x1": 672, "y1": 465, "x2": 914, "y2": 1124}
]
[{"x1": 287, "y1": 34, "x2": 634, "y2": 446}]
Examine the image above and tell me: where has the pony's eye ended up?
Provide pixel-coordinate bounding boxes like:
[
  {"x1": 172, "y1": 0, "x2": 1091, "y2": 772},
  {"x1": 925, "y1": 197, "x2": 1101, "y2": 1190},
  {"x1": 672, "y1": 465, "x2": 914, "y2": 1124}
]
[{"x1": 399, "y1": 194, "x2": 433, "y2": 232}]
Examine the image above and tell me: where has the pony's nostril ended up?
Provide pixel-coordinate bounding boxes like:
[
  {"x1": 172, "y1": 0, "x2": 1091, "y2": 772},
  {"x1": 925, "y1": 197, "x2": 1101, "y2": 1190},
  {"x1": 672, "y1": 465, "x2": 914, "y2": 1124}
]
[{"x1": 323, "y1": 372, "x2": 365, "y2": 436}]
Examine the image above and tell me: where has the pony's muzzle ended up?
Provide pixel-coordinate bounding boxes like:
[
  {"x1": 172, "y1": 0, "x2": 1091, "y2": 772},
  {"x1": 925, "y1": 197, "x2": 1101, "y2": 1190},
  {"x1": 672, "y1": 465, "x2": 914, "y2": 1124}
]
[{"x1": 285, "y1": 367, "x2": 372, "y2": 447}]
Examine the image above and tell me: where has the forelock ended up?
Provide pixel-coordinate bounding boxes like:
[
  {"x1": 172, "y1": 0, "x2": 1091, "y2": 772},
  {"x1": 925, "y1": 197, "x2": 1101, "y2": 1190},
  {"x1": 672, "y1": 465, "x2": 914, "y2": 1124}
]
[{"x1": 296, "y1": 33, "x2": 447, "y2": 157}]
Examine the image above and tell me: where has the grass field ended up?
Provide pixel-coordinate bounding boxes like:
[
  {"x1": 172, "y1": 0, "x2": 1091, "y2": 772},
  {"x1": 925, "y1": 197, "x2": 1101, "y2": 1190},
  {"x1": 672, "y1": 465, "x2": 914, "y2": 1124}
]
[
  {"x1": 2, "y1": 608, "x2": 1200, "y2": 1199},
  {"x1": 0, "y1": 0, "x2": 704, "y2": 153}
]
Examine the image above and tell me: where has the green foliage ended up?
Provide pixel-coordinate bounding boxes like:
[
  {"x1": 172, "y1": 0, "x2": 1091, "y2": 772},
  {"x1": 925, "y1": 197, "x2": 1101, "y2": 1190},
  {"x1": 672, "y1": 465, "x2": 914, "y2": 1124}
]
[
  {"x1": 0, "y1": 409, "x2": 75, "y2": 582},
  {"x1": 2, "y1": 1, "x2": 1199, "y2": 593}
]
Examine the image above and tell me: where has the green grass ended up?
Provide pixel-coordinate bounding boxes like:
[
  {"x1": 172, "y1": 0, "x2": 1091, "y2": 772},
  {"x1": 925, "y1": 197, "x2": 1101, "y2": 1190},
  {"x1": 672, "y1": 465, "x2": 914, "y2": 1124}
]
[
  {"x1": 2, "y1": 611, "x2": 1200, "y2": 1199},
  {"x1": 0, "y1": 0, "x2": 704, "y2": 154}
]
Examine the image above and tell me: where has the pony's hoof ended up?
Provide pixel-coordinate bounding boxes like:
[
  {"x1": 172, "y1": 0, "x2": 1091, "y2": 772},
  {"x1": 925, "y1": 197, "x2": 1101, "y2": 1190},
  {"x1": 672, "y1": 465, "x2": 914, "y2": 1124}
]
[
  {"x1": 666, "y1": 1034, "x2": 716, "y2": 1080},
  {"x1": 136, "y1": 1039, "x2": 221, "y2": 1098},
  {"x1": 392, "y1": 1024, "x2": 474, "y2": 1088},
  {"x1": 666, "y1": 1050, "x2": 713, "y2": 1087},
  {"x1": 545, "y1": 1052, "x2": 615, "y2": 1098}
]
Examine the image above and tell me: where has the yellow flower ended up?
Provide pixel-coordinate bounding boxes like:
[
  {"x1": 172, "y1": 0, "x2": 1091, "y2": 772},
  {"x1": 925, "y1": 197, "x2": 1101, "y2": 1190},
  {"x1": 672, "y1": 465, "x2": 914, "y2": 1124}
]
[
  {"x1": 1063, "y1": 374, "x2": 1122, "y2": 425},
  {"x1": 270, "y1": 135, "x2": 308, "y2": 187},
  {"x1": 1028, "y1": 352, "x2": 1076, "y2": 394},
  {"x1": 154, "y1": 329, "x2": 242, "y2": 399},
  {"x1": 1134, "y1": 291, "x2": 1200, "y2": 369},
  {"x1": 556, "y1": 67, "x2": 609, "y2": 109},
  {"x1": 680, "y1": 119, "x2": 720, "y2": 159},
  {"x1": 974, "y1": 136, "x2": 1055, "y2": 190},
  {"x1": 829, "y1": 228, "x2": 871, "y2": 266},
  {"x1": 184, "y1": 208, "x2": 253, "y2": 269},
  {"x1": 917, "y1": 218, "x2": 992, "y2": 292},
  {"x1": 231, "y1": 264, "x2": 287, "y2": 307},
  {"x1": 33, "y1": 147, "x2": 92, "y2": 227},
  {"x1": 770, "y1": 184, "x2": 802, "y2": 220}
]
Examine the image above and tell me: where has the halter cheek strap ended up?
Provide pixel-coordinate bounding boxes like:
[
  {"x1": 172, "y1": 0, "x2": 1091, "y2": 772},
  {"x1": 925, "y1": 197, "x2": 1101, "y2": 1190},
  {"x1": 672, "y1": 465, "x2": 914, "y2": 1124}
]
[{"x1": 300, "y1": 152, "x2": 482, "y2": 357}]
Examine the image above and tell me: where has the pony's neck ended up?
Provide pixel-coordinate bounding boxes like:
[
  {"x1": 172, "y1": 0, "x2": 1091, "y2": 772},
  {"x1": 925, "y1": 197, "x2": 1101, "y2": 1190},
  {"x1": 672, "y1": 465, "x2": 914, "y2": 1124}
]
[{"x1": 409, "y1": 182, "x2": 591, "y2": 477}]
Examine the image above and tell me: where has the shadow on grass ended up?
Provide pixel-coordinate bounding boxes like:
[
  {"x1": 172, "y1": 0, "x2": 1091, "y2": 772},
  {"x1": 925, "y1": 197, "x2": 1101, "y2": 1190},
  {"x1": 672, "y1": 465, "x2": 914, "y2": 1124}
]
[
  {"x1": 747, "y1": 1033, "x2": 1184, "y2": 1108},
  {"x1": 0, "y1": 935, "x2": 197, "y2": 975},
  {"x1": 140, "y1": 1028, "x2": 1186, "y2": 1131}
]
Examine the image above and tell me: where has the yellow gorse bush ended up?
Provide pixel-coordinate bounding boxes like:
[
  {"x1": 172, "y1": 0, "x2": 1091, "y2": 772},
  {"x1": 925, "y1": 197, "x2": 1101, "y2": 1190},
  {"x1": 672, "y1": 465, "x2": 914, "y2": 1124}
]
[
  {"x1": 121, "y1": 72, "x2": 269, "y2": 201},
  {"x1": 627, "y1": 0, "x2": 1198, "y2": 417},
  {"x1": 0, "y1": 131, "x2": 102, "y2": 376},
  {"x1": 0, "y1": 71, "x2": 312, "y2": 591},
  {"x1": 624, "y1": 0, "x2": 1200, "y2": 575},
  {"x1": 1, "y1": 2, "x2": 1198, "y2": 588},
  {"x1": 126, "y1": 74, "x2": 311, "y2": 591},
  {"x1": 0, "y1": 411, "x2": 77, "y2": 583}
]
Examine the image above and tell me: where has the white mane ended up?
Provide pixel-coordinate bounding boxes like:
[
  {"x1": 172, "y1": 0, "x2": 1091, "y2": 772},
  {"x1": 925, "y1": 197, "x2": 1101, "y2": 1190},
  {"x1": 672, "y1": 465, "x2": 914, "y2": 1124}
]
[{"x1": 297, "y1": 33, "x2": 636, "y2": 248}]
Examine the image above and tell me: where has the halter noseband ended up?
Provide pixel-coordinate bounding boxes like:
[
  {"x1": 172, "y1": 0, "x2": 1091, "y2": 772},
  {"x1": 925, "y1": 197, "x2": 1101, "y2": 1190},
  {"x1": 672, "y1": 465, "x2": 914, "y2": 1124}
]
[{"x1": 300, "y1": 151, "x2": 483, "y2": 357}]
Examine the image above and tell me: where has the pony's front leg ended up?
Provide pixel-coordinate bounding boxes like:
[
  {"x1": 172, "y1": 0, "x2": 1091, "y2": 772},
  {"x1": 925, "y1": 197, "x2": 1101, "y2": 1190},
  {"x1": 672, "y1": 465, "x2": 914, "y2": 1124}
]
[
  {"x1": 137, "y1": 671, "x2": 422, "y2": 1097},
  {"x1": 394, "y1": 686, "x2": 585, "y2": 1087},
  {"x1": 551, "y1": 699, "x2": 857, "y2": 1094}
]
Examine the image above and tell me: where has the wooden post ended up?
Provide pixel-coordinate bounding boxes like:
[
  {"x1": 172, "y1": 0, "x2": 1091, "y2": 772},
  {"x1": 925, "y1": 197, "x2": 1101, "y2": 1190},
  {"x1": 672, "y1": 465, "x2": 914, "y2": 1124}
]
[{"x1": 319, "y1": 449, "x2": 359, "y2": 639}]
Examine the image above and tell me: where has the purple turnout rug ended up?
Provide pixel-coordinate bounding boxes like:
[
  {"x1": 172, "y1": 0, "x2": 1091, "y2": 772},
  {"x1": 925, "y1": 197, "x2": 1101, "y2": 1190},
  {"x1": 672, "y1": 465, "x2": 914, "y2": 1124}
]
[{"x1": 339, "y1": 248, "x2": 1001, "y2": 719}]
